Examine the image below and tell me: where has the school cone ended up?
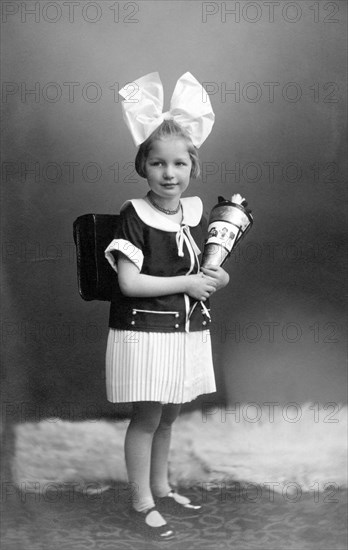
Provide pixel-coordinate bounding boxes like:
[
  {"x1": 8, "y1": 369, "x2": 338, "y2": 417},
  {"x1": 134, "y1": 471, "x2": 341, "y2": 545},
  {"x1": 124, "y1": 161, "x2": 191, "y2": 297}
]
[{"x1": 201, "y1": 195, "x2": 254, "y2": 268}]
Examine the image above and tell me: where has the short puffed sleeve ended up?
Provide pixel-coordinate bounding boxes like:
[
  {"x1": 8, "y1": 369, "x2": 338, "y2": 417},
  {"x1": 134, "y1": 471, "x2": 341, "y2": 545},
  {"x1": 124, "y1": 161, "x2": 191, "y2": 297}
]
[{"x1": 104, "y1": 203, "x2": 145, "y2": 272}]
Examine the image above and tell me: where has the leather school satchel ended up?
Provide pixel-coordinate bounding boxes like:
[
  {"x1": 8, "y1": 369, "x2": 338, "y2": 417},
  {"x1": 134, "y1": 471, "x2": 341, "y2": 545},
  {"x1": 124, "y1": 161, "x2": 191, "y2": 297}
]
[{"x1": 73, "y1": 214, "x2": 120, "y2": 301}]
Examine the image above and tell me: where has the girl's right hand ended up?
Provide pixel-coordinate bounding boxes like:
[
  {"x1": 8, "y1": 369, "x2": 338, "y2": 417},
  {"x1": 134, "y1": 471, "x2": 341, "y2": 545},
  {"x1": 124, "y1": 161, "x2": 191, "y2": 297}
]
[{"x1": 185, "y1": 273, "x2": 217, "y2": 301}]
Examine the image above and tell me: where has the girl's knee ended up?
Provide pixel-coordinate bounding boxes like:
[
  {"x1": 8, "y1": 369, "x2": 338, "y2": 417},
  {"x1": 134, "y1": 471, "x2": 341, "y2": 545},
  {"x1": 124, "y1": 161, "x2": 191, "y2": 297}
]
[
  {"x1": 158, "y1": 404, "x2": 182, "y2": 429},
  {"x1": 130, "y1": 402, "x2": 163, "y2": 433}
]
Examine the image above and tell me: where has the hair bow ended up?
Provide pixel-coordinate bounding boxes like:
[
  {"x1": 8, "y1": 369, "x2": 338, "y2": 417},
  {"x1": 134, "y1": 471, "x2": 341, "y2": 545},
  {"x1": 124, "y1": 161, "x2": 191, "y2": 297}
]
[{"x1": 119, "y1": 72, "x2": 215, "y2": 148}]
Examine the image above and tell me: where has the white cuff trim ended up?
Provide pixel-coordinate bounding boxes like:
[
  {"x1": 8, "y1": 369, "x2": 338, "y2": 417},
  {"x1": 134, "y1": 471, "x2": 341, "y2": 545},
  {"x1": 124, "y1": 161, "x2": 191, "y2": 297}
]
[{"x1": 105, "y1": 239, "x2": 144, "y2": 272}]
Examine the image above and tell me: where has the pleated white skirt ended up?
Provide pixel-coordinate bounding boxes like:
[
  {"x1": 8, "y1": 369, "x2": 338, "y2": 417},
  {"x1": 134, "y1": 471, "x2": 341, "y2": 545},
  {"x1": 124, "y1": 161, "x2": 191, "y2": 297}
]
[{"x1": 105, "y1": 329, "x2": 216, "y2": 404}]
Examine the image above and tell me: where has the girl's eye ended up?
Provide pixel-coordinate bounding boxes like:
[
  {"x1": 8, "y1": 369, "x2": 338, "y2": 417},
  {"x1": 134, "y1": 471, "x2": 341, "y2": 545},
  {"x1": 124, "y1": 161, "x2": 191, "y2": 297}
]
[{"x1": 148, "y1": 161, "x2": 187, "y2": 167}]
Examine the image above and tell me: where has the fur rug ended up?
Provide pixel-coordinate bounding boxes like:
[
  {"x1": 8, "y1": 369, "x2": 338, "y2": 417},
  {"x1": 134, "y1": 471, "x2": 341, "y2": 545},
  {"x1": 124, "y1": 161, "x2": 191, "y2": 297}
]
[{"x1": 12, "y1": 403, "x2": 347, "y2": 494}]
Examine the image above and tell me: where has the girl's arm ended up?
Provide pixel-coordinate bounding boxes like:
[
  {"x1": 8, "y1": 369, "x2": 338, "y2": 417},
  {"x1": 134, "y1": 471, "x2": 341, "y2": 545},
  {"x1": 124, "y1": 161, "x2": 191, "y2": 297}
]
[{"x1": 117, "y1": 256, "x2": 217, "y2": 301}]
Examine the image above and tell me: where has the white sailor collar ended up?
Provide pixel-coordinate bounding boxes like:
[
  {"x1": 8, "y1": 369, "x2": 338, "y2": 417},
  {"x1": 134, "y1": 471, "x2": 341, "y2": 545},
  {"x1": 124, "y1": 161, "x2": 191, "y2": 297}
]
[{"x1": 120, "y1": 196, "x2": 203, "y2": 232}]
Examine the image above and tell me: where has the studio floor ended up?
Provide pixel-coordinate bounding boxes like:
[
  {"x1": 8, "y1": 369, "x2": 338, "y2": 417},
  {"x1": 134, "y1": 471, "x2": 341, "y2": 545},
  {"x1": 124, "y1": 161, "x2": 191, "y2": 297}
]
[
  {"x1": 2, "y1": 482, "x2": 347, "y2": 550},
  {"x1": 1, "y1": 408, "x2": 348, "y2": 550}
]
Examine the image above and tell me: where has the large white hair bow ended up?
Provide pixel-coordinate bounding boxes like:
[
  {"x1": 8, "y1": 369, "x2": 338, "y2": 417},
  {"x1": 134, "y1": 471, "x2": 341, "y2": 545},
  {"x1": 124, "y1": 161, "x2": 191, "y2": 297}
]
[{"x1": 119, "y1": 72, "x2": 215, "y2": 148}]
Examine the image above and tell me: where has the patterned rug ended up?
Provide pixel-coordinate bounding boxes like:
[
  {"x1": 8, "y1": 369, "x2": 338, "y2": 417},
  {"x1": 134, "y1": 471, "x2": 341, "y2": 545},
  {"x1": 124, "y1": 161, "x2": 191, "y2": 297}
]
[{"x1": 2, "y1": 482, "x2": 347, "y2": 549}]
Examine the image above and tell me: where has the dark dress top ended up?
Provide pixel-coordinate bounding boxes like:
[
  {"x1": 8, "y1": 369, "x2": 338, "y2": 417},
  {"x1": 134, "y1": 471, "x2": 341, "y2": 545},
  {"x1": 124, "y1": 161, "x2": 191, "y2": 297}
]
[{"x1": 105, "y1": 197, "x2": 211, "y2": 333}]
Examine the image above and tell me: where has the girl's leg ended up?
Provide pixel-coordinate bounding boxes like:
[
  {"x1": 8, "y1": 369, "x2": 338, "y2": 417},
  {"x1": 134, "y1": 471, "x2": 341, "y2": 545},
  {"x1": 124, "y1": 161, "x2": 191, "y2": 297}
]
[
  {"x1": 150, "y1": 404, "x2": 202, "y2": 513},
  {"x1": 150, "y1": 403, "x2": 182, "y2": 497},
  {"x1": 125, "y1": 401, "x2": 162, "y2": 512}
]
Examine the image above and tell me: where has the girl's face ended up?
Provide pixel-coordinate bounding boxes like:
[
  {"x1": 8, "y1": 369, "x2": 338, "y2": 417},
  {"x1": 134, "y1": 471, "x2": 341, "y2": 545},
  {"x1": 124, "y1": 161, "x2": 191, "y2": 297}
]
[{"x1": 145, "y1": 138, "x2": 192, "y2": 203}]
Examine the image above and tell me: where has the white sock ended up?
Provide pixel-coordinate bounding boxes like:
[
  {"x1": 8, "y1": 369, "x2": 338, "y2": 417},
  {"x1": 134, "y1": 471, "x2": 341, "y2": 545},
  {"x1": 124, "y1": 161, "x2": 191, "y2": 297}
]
[{"x1": 133, "y1": 496, "x2": 155, "y2": 513}]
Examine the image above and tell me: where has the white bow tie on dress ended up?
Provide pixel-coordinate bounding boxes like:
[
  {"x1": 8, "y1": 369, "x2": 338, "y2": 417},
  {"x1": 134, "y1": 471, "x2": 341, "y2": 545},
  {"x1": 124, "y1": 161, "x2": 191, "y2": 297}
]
[
  {"x1": 176, "y1": 224, "x2": 201, "y2": 259},
  {"x1": 119, "y1": 72, "x2": 215, "y2": 147}
]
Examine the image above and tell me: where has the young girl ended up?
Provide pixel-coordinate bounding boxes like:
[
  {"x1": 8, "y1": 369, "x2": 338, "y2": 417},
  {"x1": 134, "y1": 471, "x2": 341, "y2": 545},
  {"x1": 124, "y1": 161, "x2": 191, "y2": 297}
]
[{"x1": 105, "y1": 72, "x2": 229, "y2": 541}]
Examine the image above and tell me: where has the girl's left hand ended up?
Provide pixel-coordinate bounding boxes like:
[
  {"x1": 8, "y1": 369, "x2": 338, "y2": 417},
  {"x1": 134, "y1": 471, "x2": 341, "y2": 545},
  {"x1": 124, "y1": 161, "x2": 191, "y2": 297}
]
[{"x1": 200, "y1": 266, "x2": 230, "y2": 293}]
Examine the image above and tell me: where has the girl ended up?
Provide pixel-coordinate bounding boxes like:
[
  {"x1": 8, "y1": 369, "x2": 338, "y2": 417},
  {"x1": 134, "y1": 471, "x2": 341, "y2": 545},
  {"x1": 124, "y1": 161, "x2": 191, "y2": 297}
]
[{"x1": 105, "y1": 73, "x2": 229, "y2": 541}]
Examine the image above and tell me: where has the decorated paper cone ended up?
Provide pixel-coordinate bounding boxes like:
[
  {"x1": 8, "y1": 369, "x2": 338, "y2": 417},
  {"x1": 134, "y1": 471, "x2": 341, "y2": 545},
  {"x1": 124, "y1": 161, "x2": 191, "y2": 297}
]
[{"x1": 201, "y1": 196, "x2": 253, "y2": 268}]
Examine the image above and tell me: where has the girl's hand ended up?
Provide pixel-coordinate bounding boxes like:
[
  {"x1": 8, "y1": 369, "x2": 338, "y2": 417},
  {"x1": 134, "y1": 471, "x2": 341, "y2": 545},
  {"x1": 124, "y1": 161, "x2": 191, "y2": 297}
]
[
  {"x1": 117, "y1": 256, "x2": 218, "y2": 299},
  {"x1": 200, "y1": 266, "x2": 230, "y2": 292},
  {"x1": 185, "y1": 273, "x2": 217, "y2": 301}
]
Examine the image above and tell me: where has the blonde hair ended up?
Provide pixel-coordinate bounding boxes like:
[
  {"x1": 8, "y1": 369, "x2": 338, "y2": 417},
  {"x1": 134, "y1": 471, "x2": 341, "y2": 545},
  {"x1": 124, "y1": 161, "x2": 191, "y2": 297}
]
[{"x1": 135, "y1": 119, "x2": 200, "y2": 179}]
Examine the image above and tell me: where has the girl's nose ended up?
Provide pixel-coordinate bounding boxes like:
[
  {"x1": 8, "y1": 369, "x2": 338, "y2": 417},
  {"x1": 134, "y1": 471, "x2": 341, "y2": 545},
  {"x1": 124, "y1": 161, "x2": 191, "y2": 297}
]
[{"x1": 163, "y1": 165, "x2": 174, "y2": 179}]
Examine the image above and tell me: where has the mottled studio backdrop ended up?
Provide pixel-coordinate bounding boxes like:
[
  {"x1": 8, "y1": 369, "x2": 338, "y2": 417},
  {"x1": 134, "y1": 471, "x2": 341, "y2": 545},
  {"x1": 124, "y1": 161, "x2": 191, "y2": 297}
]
[{"x1": 2, "y1": 0, "x2": 346, "y2": 420}]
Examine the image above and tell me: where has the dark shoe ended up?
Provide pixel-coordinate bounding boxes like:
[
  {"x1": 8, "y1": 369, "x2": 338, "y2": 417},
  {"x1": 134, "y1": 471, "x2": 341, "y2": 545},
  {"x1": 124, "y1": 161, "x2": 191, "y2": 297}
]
[
  {"x1": 155, "y1": 490, "x2": 202, "y2": 518},
  {"x1": 128, "y1": 506, "x2": 176, "y2": 541}
]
